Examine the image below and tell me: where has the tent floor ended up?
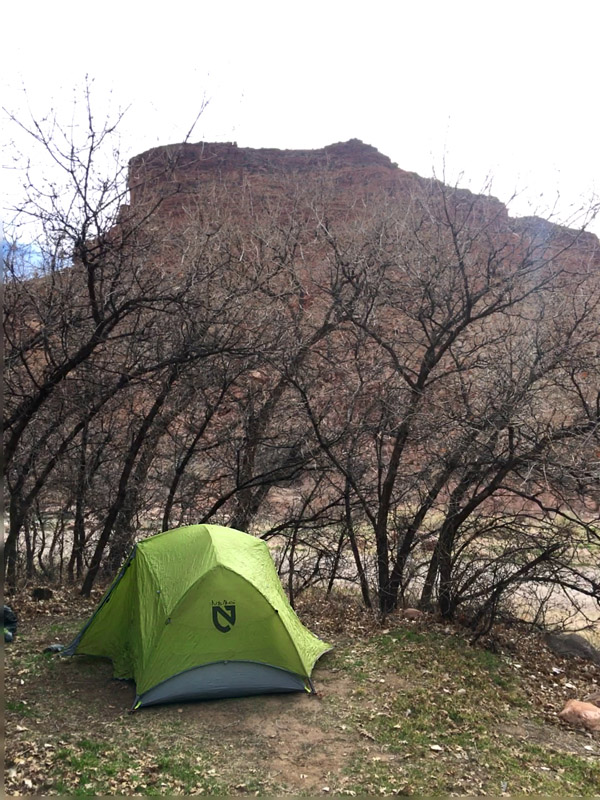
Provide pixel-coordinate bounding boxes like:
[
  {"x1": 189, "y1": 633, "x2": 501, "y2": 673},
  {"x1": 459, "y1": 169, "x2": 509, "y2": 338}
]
[{"x1": 136, "y1": 660, "x2": 309, "y2": 707}]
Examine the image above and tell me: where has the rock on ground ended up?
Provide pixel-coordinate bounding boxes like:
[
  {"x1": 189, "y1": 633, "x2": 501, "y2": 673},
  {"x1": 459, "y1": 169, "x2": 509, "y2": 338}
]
[
  {"x1": 558, "y1": 699, "x2": 600, "y2": 731},
  {"x1": 543, "y1": 632, "x2": 600, "y2": 665}
]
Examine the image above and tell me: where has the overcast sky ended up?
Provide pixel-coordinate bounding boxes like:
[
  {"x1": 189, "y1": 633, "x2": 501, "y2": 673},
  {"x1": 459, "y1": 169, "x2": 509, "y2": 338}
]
[{"x1": 3, "y1": 0, "x2": 599, "y2": 233}]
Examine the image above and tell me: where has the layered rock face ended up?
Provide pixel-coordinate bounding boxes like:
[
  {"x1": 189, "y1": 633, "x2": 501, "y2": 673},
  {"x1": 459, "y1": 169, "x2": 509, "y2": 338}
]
[
  {"x1": 127, "y1": 138, "x2": 403, "y2": 208},
  {"x1": 123, "y1": 138, "x2": 599, "y2": 269},
  {"x1": 130, "y1": 138, "x2": 394, "y2": 183},
  {"x1": 125, "y1": 138, "x2": 514, "y2": 227}
]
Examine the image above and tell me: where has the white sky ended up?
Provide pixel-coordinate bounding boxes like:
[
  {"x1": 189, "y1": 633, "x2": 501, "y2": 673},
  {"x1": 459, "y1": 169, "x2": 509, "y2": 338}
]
[{"x1": 2, "y1": 0, "x2": 600, "y2": 234}]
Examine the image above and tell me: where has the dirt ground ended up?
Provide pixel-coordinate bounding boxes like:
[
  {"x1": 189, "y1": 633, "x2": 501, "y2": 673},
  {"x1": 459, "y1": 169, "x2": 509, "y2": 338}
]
[
  {"x1": 4, "y1": 588, "x2": 600, "y2": 796},
  {"x1": 4, "y1": 604, "x2": 401, "y2": 794}
]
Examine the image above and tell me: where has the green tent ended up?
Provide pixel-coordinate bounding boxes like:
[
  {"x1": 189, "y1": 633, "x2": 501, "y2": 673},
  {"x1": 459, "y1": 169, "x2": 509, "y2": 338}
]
[{"x1": 64, "y1": 525, "x2": 331, "y2": 708}]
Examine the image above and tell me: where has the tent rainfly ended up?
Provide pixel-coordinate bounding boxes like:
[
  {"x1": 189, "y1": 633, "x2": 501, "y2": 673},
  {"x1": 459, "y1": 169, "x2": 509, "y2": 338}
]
[{"x1": 63, "y1": 525, "x2": 331, "y2": 709}]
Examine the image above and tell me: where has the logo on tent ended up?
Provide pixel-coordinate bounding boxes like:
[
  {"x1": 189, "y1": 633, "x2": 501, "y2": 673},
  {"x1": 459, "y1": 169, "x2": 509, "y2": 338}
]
[{"x1": 212, "y1": 601, "x2": 236, "y2": 633}]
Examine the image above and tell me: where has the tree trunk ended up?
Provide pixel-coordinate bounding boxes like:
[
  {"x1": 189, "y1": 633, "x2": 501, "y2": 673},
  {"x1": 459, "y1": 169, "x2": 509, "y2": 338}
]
[
  {"x1": 5, "y1": 492, "x2": 26, "y2": 588},
  {"x1": 81, "y1": 370, "x2": 178, "y2": 596},
  {"x1": 68, "y1": 424, "x2": 88, "y2": 581},
  {"x1": 326, "y1": 528, "x2": 345, "y2": 596},
  {"x1": 344, "y1": 478, "x2": 372, "y2": 609}
]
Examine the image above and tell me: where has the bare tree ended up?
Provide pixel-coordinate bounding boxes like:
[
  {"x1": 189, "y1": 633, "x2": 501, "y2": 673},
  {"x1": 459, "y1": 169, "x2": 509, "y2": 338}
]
[{"x1": 291, "y1": 182, "x2": 600, "y2": 619}]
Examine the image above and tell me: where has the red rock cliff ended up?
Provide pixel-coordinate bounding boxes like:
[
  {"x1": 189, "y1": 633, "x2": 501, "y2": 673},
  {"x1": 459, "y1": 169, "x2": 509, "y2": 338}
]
[{"x1": 123, "y1": 138, "x2": 599, "y2": 270}]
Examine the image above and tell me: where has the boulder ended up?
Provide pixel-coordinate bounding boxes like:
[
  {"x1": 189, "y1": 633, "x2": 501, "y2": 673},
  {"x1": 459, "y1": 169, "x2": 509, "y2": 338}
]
[
  {"x1": 402, "y1": 608, "x2": 425, "y2": 621},
  {"x1": 31, "y1": 587, "x2": 53, "y2": 601},
  {"x1": 543, "y1": 632, "x2": 600, "y2": 665},
  {"x1": 558, "y1": 699, "x2": 600, "y2": 731}
]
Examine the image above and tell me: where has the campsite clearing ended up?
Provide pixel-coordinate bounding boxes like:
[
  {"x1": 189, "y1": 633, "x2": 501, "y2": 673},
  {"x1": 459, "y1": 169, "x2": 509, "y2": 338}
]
[{"x1": 4, "y1": 590, "x2": 600, "y2": 796}]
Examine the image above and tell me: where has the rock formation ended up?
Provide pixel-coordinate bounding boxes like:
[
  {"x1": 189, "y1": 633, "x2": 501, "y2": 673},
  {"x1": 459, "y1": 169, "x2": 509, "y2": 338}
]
[{"x1": 119, "y1": 138, "x2": 600, "y2": 278}]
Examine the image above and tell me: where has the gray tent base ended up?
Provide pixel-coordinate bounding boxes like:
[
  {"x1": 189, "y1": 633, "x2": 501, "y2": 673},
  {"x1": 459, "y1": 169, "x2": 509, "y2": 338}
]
[{"x1": 134, "y1": 660, "x2": 313, "y2": 708}]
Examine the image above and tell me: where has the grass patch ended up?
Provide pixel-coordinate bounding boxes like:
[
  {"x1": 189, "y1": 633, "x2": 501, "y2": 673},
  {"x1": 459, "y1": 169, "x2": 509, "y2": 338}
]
[
  {"x1": 43, "y1": 736, "x2": 230, "y2": 795},
  {"x1": 6, "y1": 699, "x2": 37, "y2": 717},
  {"x1": 328, "y1": 627, "x2": 599, "y2": 795},
  {"x1": 48, "y1": 620, "x2": 75, "y2": 636}
]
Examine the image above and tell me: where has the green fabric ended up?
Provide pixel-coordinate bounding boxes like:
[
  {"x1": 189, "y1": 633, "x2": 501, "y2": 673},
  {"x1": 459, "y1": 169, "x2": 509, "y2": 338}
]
[{"x1": 70, "y1": 525, "x2": 331, "y2": 698}]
